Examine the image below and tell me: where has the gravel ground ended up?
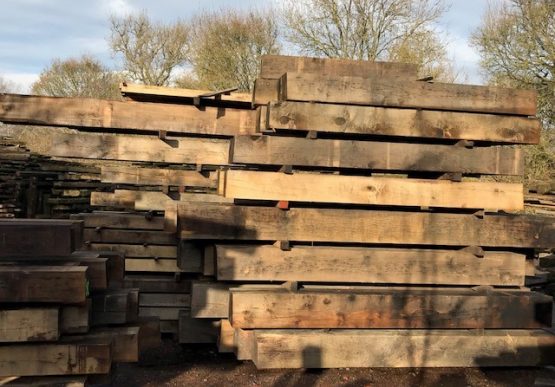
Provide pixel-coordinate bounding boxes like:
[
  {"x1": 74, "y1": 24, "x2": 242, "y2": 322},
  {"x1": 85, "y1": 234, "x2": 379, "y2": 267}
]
[{"x1": 111, "y1": 339, "x2": 555, "y2": 387}]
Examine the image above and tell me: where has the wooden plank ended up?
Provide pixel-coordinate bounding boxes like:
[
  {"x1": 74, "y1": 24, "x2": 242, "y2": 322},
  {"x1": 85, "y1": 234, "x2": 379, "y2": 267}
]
[
  {"x1": 250, "y1": 329, "x2": 555, "y2": 369},
  {"x1": 219, "y1": 319, "x2": 235, "y2": 353},
  {"x1": 101, "y1": 165, "x2": 217, "y2": 188},
  {"x1": 177, "y1": 203, "x2": 555, "y2": 248},
  {"x1": 234, "y1": 328, "x2": 255, "y2": 361},
  {"x1": 177, "y1": 241, "x2": 203, "y2": 273},
  {"x1": 60, "y1": 303, "x2": 90, "y2": 334},
  {"x1": 139, "y1": 307, "x2": 181, "y2": 320},
  {"x1": 0, "y1": 342, "x2": 111, "y2": 376},
  {"x1": 230, "y1": 288, "x2": 552, "y2": 329},
  {"x1": 0, "y1": 376, "x2": 88, "y2": 386},
  {"x1": 0, "y1": 220, "x2": 83, "y2": 257},
  {"x1": 0, "y1": 309, "x2": 59, "y2": 342},
  {"x1": 160, "y1": 320, "x2": 179, "y2": 335},
  {"x1": 0, "y1": 94, "x2": 258, "y2": 136},
  {"x1": 67, "y1": 327, "x2": 140, "y2": 363},
  {"x1": 73, "y1": 212, "x2": 164, "y2": 230},
  {"x1": 125, "y1": 258, "x2": 180, "y2": 273},
  {"x1": 259, "y1": 55, "x2": 418, "y2": 80},
  {"x1": 0, "y1": 266, "x2": 87, "y2": 304},
  {"x1": 90, "y1": 243, "x2": 177, "y2": 258},
  {"x1": 259, "y1": 72, "x2": 537, "y2": 116},
  {"x1": 91, "y1": 190, "x2": 231, "y2": 211},
  {"x1": 139, "y1": 293, "x2": 191, "y2": 308},
  {"x1": 232, "y1": 135, "x2": 524, "y2": 175},
  {"x1": 120, "y1": 83, "x2": 251, "y2": 104},
  {"x1": 191, "y1": 282, "x2": 231, "y2": 318},
  {"x1": 266, "y1": 101, "x2": 540, "y2": 144},
  {"x1": 124, "y1": 275, "x2": 191, "y2": 293},
  {"x1": 26, "y1": 131, "x2": 230, "y2": 165},
  {"x1": 83, "y1": 228, "x2": 176, "y2": 245},
  {"x1": 178, "y1": 310, "x2": 220, "y2": 344},
  {"x1": 91, "y1": 289, "x2": 138, "y2": 325},
  {"x1": 216, "y1": 245, "x2": 526, "y2": 286},
  {"x1": 220, "y1": 170, "x2": 524, "y2": 210}
]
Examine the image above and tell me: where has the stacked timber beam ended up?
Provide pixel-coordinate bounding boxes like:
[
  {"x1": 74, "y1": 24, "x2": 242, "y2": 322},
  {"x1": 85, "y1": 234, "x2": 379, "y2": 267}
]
[
  {"x1": 0, "y1": 219, "x2": 160, "y2": 385},
  {"x1": 1, "y1": 55, "x2": 554, "y2": 369}
]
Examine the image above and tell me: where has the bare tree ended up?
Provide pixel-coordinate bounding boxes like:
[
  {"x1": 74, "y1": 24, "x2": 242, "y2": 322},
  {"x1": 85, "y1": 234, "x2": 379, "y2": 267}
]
[
  {"x1": 282, "y1": 0, "x2": 454, "y2": 80},
  {"x1": 0, "y1": 76, "x2": 18, "y2": 93},
  {"x1": 110, "y1": 12, "x2": 190, "y2": 86},
  {"x1": 180, "y1": 9, "x2": 280, "y2": 91},
  {"x1": 31, "y1": 56, "x2": 121, "y2": 99},
  {"x1": 472, "y1": 0, "x2": 554, "y2": 185}
]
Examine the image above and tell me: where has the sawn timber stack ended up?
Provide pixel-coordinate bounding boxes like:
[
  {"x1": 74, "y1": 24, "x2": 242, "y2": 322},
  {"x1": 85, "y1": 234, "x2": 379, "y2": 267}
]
[{"x1": 0, "y1": 54, "x2": 554, "y2": 370}]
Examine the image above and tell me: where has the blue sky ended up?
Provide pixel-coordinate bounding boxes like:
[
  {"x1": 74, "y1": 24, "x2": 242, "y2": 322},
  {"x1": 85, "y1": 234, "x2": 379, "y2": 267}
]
[{"x1": 0, "y1": 0, "x2": 488, "y2": 92}]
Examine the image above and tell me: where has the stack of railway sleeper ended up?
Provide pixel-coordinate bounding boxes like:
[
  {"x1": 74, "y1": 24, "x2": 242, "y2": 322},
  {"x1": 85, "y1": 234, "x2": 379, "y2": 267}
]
[{"x1": 0, "y1": 218, "x2": 160, "y2": 385}]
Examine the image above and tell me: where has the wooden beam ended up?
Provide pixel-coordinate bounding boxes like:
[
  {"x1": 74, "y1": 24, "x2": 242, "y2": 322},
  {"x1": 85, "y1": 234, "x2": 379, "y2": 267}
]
[
  {"x1": 0, "y1": 342, "x2": 111, "y2": 376},
  {"x1": 0, "y1": 94, "x2": 258, "y2": 136},
  {"x1": 23, "y1": 131, "x2": 230, "y2": 165},
  {"x1": 249, "y1": 329, "x2": 555, "y2": 368},
  {"x1": 230, "y1": 288, "x2": 552, "y2": 329},
  {"x1": 0, "y1": 220, "x2": 83, "y2": 257},
  {"x1": 123, "y1": 275, "x2": 191, "y2": 293},
  {"x1": 232, "y1": 135, "x2": 524, "y2": 175},
  {"x1": 0, "y1": 266, "x2": 87, "y2": 304},
  {"x1": 177, "y1": 203, "x2": 555, "y2": 248},
  {"x1": 259, "y1": 55, "x2": 418, "y2": 80},
  {"x1": 220, "y1": 170, "x2": 524, "y2": 210},
  {"x1": 60, "y1": 304, "x2": 90, "y2": 334},
  {"x1": 216, "y1": 245, "x2": 526, "y2": 286},
  {"x1": 125, "y1": 258, "x2": 181, "y2": 273},
  {"x1": 178, "y1": 310, "x2": 220, "y2": 344},
  {"x1": 120, "y1": 82, "x2": 251, "y2": 105},
  {"x1": 139, "y1": 307, "x2": 181, "y2": 320},
  {"x1": 191, "y1": 282, "x2": 231, "y2": 318},
  {"x1": 89, "y1": 243, "x2": 177, "y2": 258},
  {"x1": 139, "y1": 293, "x2": 191, "y2": 308},
  {"x1": 83, "y1": 228, "x2": 176, "y2": 245},
  {"x1": 0, "y1": 309, "x2": 59, "y2": 342},
  {"x1": 91, "y1": 289, "x2": 138, "y2": 325},
  {"x1": 101, "y1": 165, "x2": 217, "y2": 188},
  {"x1": 257, "y1": 72, "x2": 537, "y2": 116},
  {"x1": 67, "y1": 327, "x2": 140, "y2": 363},
  {"x1": 265, "y1": 101, "x2": 540, "y2": 144},
  {"x1": 73, "y1": 213, "x2": 164, "y2": 230}
]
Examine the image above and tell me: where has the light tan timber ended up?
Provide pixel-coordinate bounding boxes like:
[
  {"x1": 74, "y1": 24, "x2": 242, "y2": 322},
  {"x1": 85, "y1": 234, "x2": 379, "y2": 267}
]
[
  {"x1": 125, "y1": 258, "x2": 181, "y2": 273},
  {"x1": 230, "y1": 288, "x2": 552, "y2": 329},
  {"x1": 89, "y1": 243, "x2": 177, "y2": 258},
  {"x1": 101, "y1": 165, "x2": 217, "y2": 188},
  {"x1": 220, "y1": 170, "x2": 524, "y2": 210},
  {"x1": 72, "y1": 212, "x2": 164, "y2": 230},
  {"x1": 0, "y1": 376, "x2": 88, "y2": 386},
  {"x1": 0, "y1": 342, "x2": 111, "y2": 376},
  {"x1": 250, "y1": 329, "x2": 555, "y2": 369},
  {"x1": 0, "y1": 266, "x2": 87, "y2": 304},
  {"x1": 22, "y1": 131, "x2": 230, "y2": 165},
  {"x1": 216, "y1": 245, "x2": 525, "y2": 286},
  {"x1": 92, "y1": 190, "x2": 232, "y2": 211},
  {"x1": 219, "y1": 320, "x2": 235, "y2": 353},
  {"x1": 234, "y1": 328, "x2": 255, "y2": 361},
  {"x1": 176, "y1": 203, "x2": 555, "y2": 248},
  {"x1": 0, "y1": 309, "x2": 59, "y2": 342},
  {"x1": 0, "y1": 94, "x2": 258, "y2": 136},
  {"x1": 120, "y1": 82, "x2": 251, "y2": 103},
  {"x1": 259, "y1": 54, "x2": 418, "y2": 80},
  {"x1": 232, "y1": 135, "x2": 524, "y2": 175},
  {"x1": 258, "y1": 72, "x2": 537, "y2": 116},
  {"x1": 191, "y1": 282, "x2": 231, "y2": 318},
  {"x1": 266, "y1": 101, "x2": 540, "y2": 144}
]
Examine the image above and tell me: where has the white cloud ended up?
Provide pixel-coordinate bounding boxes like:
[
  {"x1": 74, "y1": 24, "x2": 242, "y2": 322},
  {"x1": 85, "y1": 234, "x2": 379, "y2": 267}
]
[
  {"x1": 0, "y1": 72, "x2": 39, "y2": 93},
  {"x1": 100, "y1": 0, "x2": 135, "y2": 17}
]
